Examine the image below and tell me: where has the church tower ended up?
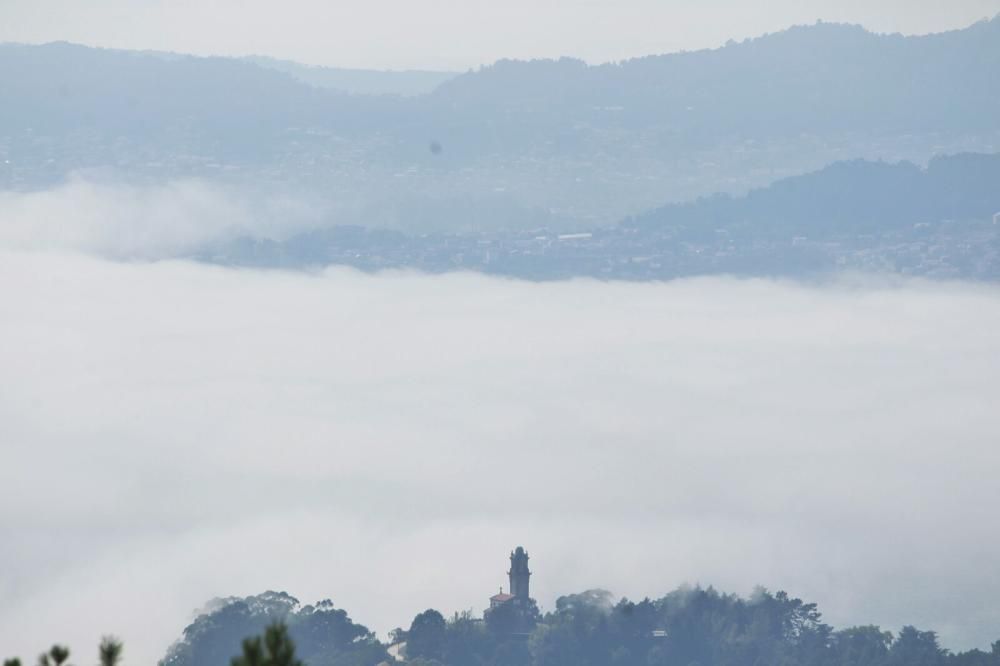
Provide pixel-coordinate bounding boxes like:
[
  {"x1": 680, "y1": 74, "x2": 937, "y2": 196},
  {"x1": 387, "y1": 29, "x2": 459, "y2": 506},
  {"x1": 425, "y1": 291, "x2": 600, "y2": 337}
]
[{"x1": 508, "y1": 546, "x2": 531, "y2": 599}]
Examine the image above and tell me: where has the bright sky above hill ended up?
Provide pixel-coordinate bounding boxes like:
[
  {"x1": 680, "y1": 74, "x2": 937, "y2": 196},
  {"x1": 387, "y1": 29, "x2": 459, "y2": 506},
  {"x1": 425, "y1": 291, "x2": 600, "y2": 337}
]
[{"x1": 1, "y1": 0, "x2": 999, "y2": 69}]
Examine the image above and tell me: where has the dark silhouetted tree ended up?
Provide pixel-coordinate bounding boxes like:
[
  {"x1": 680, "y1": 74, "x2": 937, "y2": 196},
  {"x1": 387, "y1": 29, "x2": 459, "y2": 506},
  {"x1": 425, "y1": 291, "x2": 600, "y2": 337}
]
[
  {"x1": 162, "y1": 592, "x2": 385, "y2": 666},
  {"x1": 36, "y1": 646, "x2": 70, "y2": 666},
  {"x1": 98, "y1": 637, "x2": 122, "y2": 666},
  {"x1": 888, "y1": 627, "x2": 946, "y2": 666},
  {"x1": 408, "y1": 610, "x2": 447, "y2": 661},
  {"x1": 832, "y1": 626, "x2": 893, "y2": 666},
  {"x1": 232, "y1": 623, "x2": 302, "y2": 666}
]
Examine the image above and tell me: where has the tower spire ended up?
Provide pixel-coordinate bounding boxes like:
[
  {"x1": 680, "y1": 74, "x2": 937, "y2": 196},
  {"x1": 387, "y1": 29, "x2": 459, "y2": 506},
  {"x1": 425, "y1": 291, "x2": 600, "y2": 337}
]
[{"x1": 508, "y1": 546, "x2": 531, "y2": 599}]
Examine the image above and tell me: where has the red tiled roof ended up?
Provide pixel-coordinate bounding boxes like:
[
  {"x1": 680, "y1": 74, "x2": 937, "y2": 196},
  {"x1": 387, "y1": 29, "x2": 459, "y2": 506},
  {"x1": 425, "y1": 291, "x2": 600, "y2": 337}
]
[{"x1": 490, "y1": 593, "x2": 515, "y2": 602}]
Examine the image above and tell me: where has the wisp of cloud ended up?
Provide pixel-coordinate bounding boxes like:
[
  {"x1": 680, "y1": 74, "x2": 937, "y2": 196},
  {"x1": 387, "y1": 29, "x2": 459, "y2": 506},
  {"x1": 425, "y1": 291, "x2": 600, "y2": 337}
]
[{"x1": 0, "y1": 176, "x2": 322, "y2": 259}]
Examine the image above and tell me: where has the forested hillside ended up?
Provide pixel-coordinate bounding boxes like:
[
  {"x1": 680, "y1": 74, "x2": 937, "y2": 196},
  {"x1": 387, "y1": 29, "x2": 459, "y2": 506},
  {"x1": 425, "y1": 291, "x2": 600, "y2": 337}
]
[
  {"x1": 160, "y1": 591, "x2": 386, "y2": 666},
  {"x1": 156, "y1": 587, "x2": 1000, "y2": 666}
]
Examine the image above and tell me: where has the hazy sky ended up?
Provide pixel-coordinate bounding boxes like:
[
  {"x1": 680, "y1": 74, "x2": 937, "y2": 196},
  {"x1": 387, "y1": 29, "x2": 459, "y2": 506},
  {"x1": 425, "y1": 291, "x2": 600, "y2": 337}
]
[
  {"x1": 1, "y1": 181, "x2": 1000, "y2": 664},
  {"x1": 2, "y1": 0, "x2": 1000, "y2": 69}
]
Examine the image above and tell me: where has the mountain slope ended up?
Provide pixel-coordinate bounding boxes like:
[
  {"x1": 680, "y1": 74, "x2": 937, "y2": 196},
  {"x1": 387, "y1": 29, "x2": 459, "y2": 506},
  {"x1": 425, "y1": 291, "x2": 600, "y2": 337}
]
[
  {"x1": 431, "y1": 17, "x2": 1000, "y2": 137},
  {"x1": 627, "y1": 152, "x2": 1000, "y2": 237},
  {"x1": 1, "y1": 19, "x2": 998, "y2": 232}
]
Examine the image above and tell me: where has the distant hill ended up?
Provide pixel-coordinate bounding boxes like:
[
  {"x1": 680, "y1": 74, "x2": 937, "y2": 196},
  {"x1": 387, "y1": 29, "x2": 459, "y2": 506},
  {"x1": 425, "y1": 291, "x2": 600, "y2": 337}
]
[
  {"x1": 2, "y1": 19, "x2": 999, "y2": 232},
  {"x1": 0, "y1": 42, "x2": 388, "y2": 149},
  {"x1": 0, "y1": 43, "x2": 303, "y2": 151},
  {"x1": 430, "y1": 17, "x2": 1000, "y2": 138},
  {"x1": 157, "y1": 586, "x2": 1000, "y2": 666},
  {"x1": 243, "y1": 55, "x2": 456, "y2": 96},
  {"x1": 3, "y1": 18, "x2": 998, "y2": 147},
  {"x1": 626, "y1": 152, "x2": 1000, "y2": 238}
]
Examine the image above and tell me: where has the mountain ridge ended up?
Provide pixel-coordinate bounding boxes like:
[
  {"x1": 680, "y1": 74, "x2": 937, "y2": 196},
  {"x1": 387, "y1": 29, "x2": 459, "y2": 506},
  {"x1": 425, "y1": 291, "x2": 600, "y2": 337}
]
[{"x1": 2, "y1": 17, "x2": 998, "y2": 232}]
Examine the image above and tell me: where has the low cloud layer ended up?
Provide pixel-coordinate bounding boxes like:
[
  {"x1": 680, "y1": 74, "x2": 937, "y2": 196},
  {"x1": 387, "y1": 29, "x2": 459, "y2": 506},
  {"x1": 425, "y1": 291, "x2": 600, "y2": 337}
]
[
  {"x1": 1, "y1": 250, "x2": 999, "y2": 664},
  {"x1": 0, "y1": 176, "x2": 320, "y2": 258}
]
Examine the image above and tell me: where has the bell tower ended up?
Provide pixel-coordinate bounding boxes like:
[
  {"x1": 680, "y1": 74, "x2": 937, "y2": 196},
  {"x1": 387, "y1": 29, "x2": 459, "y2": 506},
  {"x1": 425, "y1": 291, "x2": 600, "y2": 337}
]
[{"x1": 508, "y1": 546, "x2": 531, "y2": 599}]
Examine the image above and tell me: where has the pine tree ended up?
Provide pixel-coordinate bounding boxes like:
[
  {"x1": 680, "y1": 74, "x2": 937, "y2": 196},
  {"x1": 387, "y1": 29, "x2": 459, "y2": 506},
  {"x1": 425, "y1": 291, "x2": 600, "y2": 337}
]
[
  {"x1": 36, "y1": 645, "x2": 71, "y2": 666},
  {"x1": 231, "y1": 623, "x2": 303, "y2": 666},
  {"x1": 98, "y1": 637, "x2": 123, "y2": 666}
]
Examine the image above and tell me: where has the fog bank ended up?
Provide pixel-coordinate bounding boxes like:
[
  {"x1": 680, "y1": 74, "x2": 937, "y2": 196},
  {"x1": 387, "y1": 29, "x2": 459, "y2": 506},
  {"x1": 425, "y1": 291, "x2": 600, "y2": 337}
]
[
  {"x1": 1, "y1": 251, "x2": 999, "y2": 663},
  {"x1": 0, "y1": 177, "x2": 321, "y2": 258}
]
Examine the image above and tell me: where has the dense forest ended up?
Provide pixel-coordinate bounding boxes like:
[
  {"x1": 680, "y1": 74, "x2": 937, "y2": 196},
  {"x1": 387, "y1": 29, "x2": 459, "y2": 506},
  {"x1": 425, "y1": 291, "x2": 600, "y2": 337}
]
[
  {"x1": 6, "y1": 585, "x2": 1000, "y2": 666},
  {"x1": 160, "y1": 592, "x2": 387, "y2": 666},
  {"x1": 153, "y1": 586, "x2": 1000, "y2": 666}
]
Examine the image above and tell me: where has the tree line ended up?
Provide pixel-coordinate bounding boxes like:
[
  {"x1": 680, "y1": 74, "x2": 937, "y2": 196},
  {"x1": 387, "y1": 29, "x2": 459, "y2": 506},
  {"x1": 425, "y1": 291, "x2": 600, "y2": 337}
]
[
  {"x1": 400, "y1": 587, "x2": 1000, "y2": 666},
  {"x1": 4, "y1": 637, "x2": 122, "y2": 666},
  {"x1": 8, "y1": 586, "x2": 1000, "y2": 666}
]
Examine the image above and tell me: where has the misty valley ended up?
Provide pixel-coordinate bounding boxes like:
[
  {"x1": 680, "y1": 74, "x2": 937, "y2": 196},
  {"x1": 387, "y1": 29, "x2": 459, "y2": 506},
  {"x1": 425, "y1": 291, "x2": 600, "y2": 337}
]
[
  {"x1": 2, "y1": 18, "x2": 1000, "y2": 280},
  {"x1": 2, "y1": 4, "x2": 1000, "y2": 666}
]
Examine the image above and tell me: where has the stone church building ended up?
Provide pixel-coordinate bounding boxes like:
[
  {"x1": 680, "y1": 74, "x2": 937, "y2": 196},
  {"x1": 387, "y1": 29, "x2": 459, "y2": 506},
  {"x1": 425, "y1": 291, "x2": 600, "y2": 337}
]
[{"x1": 485, "y1": 546, "x2": 536, "y2": 632}]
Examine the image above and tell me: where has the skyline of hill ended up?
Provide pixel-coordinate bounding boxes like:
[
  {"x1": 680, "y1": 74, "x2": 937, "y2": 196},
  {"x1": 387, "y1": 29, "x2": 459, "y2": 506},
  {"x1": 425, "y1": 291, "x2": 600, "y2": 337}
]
[
  {"x1": 2, "y1": 16, "x2": 998, "y2": 234},
  {"x1": 431, "y1": 16, "x2": 1000, "y2": 136},
  {"x1": 157, "y1": 586, "x2": 1000, "y2": 666},
  {"x1": 4, "y1": 15, "x2": 998, "y2": 138},
  {"x1": 6, "y1": 12, "x2": 1000, "y2": 84}
]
